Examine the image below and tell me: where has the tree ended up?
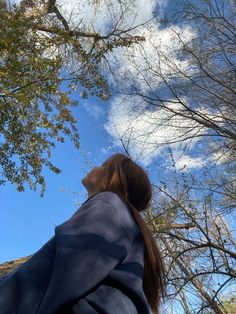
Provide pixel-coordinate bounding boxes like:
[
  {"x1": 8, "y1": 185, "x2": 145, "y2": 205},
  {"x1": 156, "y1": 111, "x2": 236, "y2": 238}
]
[
  {"x1": 104, "y1": 0, "x2": 236, "y2": 166},
  {"x1": 0, "y1": 0, "x2": 145, "y2": 196},
  {"x1": 2, "y1": 150, "x2": 235, "y2": 314},
  {"x1": 146, "y1": 153, "x2": 236, "y2": 314},
  {"x1": 100, "y1": 3, "x2": 236, "y2": 310},
  {"x1": 2, "y1": 1, "x2": 236, "y2": 313}
]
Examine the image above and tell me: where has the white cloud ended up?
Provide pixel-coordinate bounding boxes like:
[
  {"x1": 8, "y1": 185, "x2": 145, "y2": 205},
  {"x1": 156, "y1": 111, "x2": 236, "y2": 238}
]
[
  {"x1": 97, "y1": 8, "x2": 204, "y2": 168},
  {"x1": 56, "y1": 0, "x2": 158, "y2": 33},
  {"x1": 12, "y1": 0, "x2": 159, "y2": 30},
  {"x1": 173, "y1": 154, "x2": 206, "y2": 171},
  {"x1": 81, "y1": 102, "x2": 105, "y2": 120},
  {"x1": 207, "y1": 144, "x2": 236, "y2": 166},
  {"x1": 102, "y1": 22, "x2": 196, "y2": 94},
  {"x1": 52, "y1": 1, "x2": 198, "y2": 168},
  {"x1": 104, "y1": 95, "x2": 206, "y2": 166},
  {"x1": 101, "y1": 146, "x2": 112, "y2": 156},
  {"x1": 131, "y1": 0, "x2": 157, "y2": 24},
  {"x1": 28, "y1": 0, "x2": 167, "y2": 82},
  {"x1": 12, "y1": 0, "x2": 206, "y2": 169}
]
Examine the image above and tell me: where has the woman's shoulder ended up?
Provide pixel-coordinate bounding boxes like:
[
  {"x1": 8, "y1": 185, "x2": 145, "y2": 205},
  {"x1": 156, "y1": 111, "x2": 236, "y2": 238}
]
[
  {"x1": 84, "y1": 191, "x2": 126, "y2": 207},
  {"x1": 71, "y1": 191, "x2": 140, "y2": 246},
  {"x1": 90, "y1": 191, "x2": 130, "y2": 213},
  {"x1": 71, "y1": 191, "x2": 124, "y2": 218},
  {"x1": 90, "y1": 191, "x2": 138, "y2": 232}
]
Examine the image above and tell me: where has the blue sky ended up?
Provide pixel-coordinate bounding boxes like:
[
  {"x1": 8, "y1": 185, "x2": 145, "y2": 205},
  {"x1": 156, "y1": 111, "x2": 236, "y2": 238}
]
[
  {"x1": 0, "y1": 97, "x2": 115, "y2": 263},
  {"x1": 1, "y1": 1, "x2": 235, "y2": 313},
  {"x1": 0, "y1": 0, "x2": 177, "y2": 265},
  {"x1": 0, "y1": 92, "x2": 165, "y2": 263}
]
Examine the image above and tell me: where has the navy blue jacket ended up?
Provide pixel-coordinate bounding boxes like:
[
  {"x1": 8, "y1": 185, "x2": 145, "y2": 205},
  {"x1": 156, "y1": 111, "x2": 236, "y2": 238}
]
[{"x1": 0, "y1": 191, "x2": 150, "y2": 313}]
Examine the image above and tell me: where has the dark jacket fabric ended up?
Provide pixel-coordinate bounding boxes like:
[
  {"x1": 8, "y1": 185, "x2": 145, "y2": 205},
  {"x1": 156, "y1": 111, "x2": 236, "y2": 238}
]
[{"x1": 0, "y1": 191, "x2": 150, "y2": 314}]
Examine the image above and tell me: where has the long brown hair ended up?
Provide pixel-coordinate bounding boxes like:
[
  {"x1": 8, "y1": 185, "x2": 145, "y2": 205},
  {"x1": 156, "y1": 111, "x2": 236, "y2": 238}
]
[{"x1": 99, "y1": 153, "x2": 167, "y2": 314}]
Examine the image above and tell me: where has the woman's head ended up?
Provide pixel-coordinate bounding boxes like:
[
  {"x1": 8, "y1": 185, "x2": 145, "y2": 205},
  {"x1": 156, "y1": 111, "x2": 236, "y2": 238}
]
[
  {"x1": 81, "y1": 160, "x2": 107, "y2": 197},
  {"x1": 82, "y1": 153, "x2": 152, "y2": 211}
]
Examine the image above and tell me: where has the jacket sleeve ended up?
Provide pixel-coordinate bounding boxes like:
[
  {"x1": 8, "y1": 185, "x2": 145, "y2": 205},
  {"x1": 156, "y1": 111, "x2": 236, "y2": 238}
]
[
  {"x1": 0, "y1": 236, "x2": 56, "y2": 314},
  {"x1": 37, "y1": 193, "x2": 130, "y2": 314}
]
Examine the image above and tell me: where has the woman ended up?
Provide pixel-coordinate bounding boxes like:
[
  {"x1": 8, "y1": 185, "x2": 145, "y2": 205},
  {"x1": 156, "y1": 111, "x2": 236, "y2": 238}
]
[{"x1": 0, "y1": 153, "x2": 167, "y2": 314}]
